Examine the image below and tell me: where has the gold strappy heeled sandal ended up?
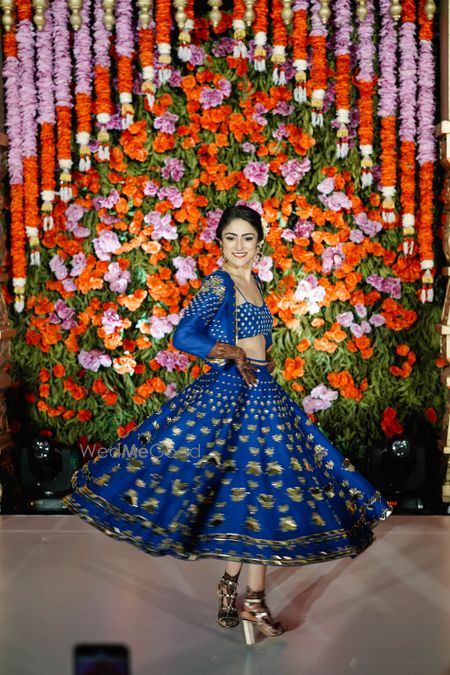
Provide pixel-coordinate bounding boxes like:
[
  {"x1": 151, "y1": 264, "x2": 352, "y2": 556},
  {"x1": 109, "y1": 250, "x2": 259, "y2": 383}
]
[
  {"x1": 217, "y1": 573, "x2": 240, "y2": 628},
  {"x1": 240, "y1": 587, "x2": 287, "y2": 645}
]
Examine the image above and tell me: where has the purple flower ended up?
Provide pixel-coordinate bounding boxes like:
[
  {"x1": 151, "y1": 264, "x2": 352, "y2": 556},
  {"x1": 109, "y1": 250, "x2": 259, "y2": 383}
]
[
  {"x1": 319, "y1": 191, "x2": 353, "y2": 212},
  {"x1": 104, "y1": 262, "x2": 131, "y2": 293},
  {"x1": 211, "y1": 37, "x2": 235, "y2": 57},
  {"x1": 161, "y1": 158, "x2": 185, "y2": 182},
  {"x1": 92, "y1": 229, "x2": 121, "y2": 261},
  {"x1": 273, "y1": 101, "x2": 294, "y2": 117},
  {"x1": 302, "y1": 384, "x2": 339, "y2": 415},
  {"x1": 243, "y1": 161, "x2": 269, "y2": 186},
  {"x1": 188, "y1": 45, "x2": 205, "y2": 66},
  {"x1": 158, "y1": 186, "x2": 183, "y2": 209},
  {"x1": 61, "y1": 278, "x2": 77, "y2": 292},
  {"x1": 354, "y1": 212, "x2": 382, "y2": 237},
  {"x1": 350, "y1": 229, "x2": 365, "y2": 243},
  {"x1": 78, "y1": 349, "x2": 112, "y2": 372},
  {"x1": 154, "y1": 111, "x2": 179, "y2": 134},
  {"x1": 173, "y1": 256, "x2": 197, "y2": 286},
  {"x1": 144, "y1": 211, "x2": 178, "y2": 241},
  {"x1": 366, "y1": 274, "x2": 401, "y2": 299},
  {"x1": 321, "y1": 243, "x2": 345, "y2": 274},
  {"x1": 65, "y1": 202, "x2": 90, "y2": 238},
  {"x1": 143, "y1": 180, "x2": 159, "y2": 197},
  {"x1": 272, "y1": 124, "x2": 289, "y2": 141},
  {"x1": 101, "y1": 308, "x2": 123, "y2": 334},
  {"x1": 70, "y1": 252, "x2": 87, "y2": 277},
  {"x1": 217, "y1": 78, "x2": 231, "y2": 97},
  {"x1": 49, "y1": 299, "x2": 77, "y2": 329},
  {"x1": 317, "y1": 177, "x2": 335, "y2": 195},
  {"x1": 92, "y1": 189, "x2": 120, "y2": 210},
  {"x1": 280, "y1": 158, "x2": 311, "y2": 186},
  {"x1": 200, "y1": 209, "x2": 223, "y2": 243},
  {"x1": 294, "y1": 274, "x2": 326, "y2": 314},
  {"x1": 294, "y1": 219, "x2": 315, "y2": 238},
  {"x1": 354, "y1": 303, "x2": 367, "y2": 318},
  {"x1": 200, "y1": 88, "x2": 224, "y2": 109},
  {"x1": 242, "y1": 142, "x2": 256, "y2": 154},
  {"x1": 49, "y1": 254, "x2": 68, "y2": 280},
  {"x1": 336, "y1": 311, "x2": 354, "y2": 327},
  {"x1": 155, "y1": 349, "x2": 190, "y2": 372},
  {"x1": 369, "y1": 314, "x2": 386, "y2": 327}
]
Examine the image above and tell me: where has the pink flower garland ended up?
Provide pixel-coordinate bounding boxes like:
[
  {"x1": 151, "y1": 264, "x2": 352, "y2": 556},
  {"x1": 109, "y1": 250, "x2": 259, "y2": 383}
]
[
  {"x1": 51, "y1": 0, "x2": 74, "y2": 202},
  {"x1": 74, "y1": 0, "x2": 93, "y2": 171},
  {"x1": 93, "y1": 0, "x2": 113, "y2": 160},
  {"x1": 355, "y1": 0, "x2": 375, "y2": 186},
  {"x1": 399, "y1": 6, "x2": 418, "y2": 256},
  {"x1": 36, "y1": 3, "x2": 56, "y2": 230},
  {"x1": 378, "y1": 0, "x2": 398, "y2": 223},
  {"x1": 334, "y1": 0, "x2": 352, "y2": 158},
  {"x1": 17, "y1": 2, "x2": 41, "y2": 265}
]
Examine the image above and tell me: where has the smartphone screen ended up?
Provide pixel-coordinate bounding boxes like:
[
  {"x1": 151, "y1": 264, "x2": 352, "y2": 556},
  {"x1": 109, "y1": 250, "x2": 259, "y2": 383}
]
[{"x1": 74, "y1": 643, "x2": 129, "y2": 675}]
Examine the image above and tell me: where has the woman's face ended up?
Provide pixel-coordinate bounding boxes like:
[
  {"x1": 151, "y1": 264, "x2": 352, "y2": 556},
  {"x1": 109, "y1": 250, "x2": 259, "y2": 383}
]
[{"x1": 220, "y1": 218, "x2": 259, "y2": 269}]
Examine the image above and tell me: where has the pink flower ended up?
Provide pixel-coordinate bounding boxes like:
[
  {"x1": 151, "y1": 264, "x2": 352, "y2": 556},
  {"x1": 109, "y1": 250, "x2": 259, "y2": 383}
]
[
  {"x1": 243, "y1": 161, "x2": 269, "y2": 186},
  {"x1": 200, "y1": 87, "x2": 224, "y2": 109},
  {"x1": 92, "y1": 230, "x2": 121, "y2": 261},
  {"x1": 104, "y1": 262, "x2": 131, "y2": 293},
  {"x1": 173, "y1": 256, "x2": 197, "y2": 286},
  {"x1": 280, "y1": 158, "x2": 311, "y2": 186},
  {"x1": 154, "y1": 111, "x2": 179, "y2": 134},
  {"x1": 302, "y1": 384, "x2": 338, "y2": 415}
]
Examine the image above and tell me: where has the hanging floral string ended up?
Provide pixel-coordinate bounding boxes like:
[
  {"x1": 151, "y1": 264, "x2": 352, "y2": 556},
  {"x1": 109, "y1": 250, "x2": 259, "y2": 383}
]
[
  {"x1": 17, "y1": 0, "x2": 40, "y2": 265},
  {"x1": 252, "y1": 0, "x2": 268, "y2": 71},
  {"x1": 399, "y1": 0, "x2": 417, "y2": 256},
  {"x1": 378, "y1": 0, "x2": 398, "y2": 224},
  {"x1": 93, "y1": 0, "x2": 113, "y2": 161},
  {"x1": 233, "y1": 0, "x2": 247, "y2": 58},
  {"x1": 51, "y1": 0, "x2": 73, "y2": 202},
  {"x1": 309, "y1": 0, "x2": 327, "y2": 126},
  {"x1": 271, "y1": 0, "x2": 288, "y2": 84},
  {"x1": 155, "y1": 0, "x2": 172, "y2": 84},
  {"x1": 139, "y1": 19, "x2": 156, "y2": 109},
  {"x1": 355, "y1": 0, "x2": 375, "y2": 186},
  {"x1": 292, "y1": 0, "x2": 308, "y2": 103},
  {"x1": 116, "y1": 0, "x2": 135, "y2": 127},
  {"x1": 3, "y1": 26, "x2": 26, "y2": 311},
  {"x1": 334, "y1": 0, "x2": 352, "y2": 158},
  {"x1": 417, "y1": 0, "x2": 436, "y2": 302},
  {"x1": 178, "y1": 0, "x2": 195, "y2": 62},
  {"x1": 36, "y1": 3, "x2": 56, "y2": 230},
  {"x1": 74, "y1": 0, "x2": 93, "y2": 171}
]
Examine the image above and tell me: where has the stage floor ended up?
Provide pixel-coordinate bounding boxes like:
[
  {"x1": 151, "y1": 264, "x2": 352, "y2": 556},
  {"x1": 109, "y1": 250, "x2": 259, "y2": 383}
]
[{"x1": 0, "y1": 515, "x2": 449, "y2": 675}]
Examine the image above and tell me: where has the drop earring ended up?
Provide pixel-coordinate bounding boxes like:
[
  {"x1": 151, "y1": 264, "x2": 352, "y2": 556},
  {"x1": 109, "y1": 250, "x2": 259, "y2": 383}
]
[{"x1": 254, "y1": 245, "x2": 263, "y2": 265}]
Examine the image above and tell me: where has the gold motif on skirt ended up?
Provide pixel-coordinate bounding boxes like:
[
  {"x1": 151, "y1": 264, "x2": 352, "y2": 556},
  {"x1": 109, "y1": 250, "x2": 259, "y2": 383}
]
[
  {"x1": 279, "y1": 516, "x2": 298, "y2": 531},
  {"x1": 141, "y1": 497, "x2": 159, "y2": 513},
  {"x1": 257, "y1": 493, "x2": 275, "y2": 509},
  {"x1": 222, "y1": 459, "x2": 237, "y2": 471},
  {"x1": 312, "y1": 513, "x2": 326, "y2": 526},
  {"x1": 174, "y1": 447, "x2": 190, "y2": 460},
  {"x1": 248, "y1": 480, "x2": 259, "y2": 488},
  {"x1": 271, "y1": 434, "x2": 283, "y2": 442},
  {"x1": 138, "y1": 431, "x2": 152, "y2": 443},
  {"x1": 186, "y1": 420, "x2": 196, "y2": 427},
  {"x1": 185, "y1": 433, "x2": 197, "y2": 442},
  {"x1": 135, "y1": 478, "x2": 146, "y2": 488},
  {"x1": 267, "y1": 461, "x2": 283, "y2": 475},
  {"x1": 122, "y1": 489, "x2": 139, "y2": 507},
  {"x1": 208, "y1": 513, "x2": 225, "y2": 526},
  {"x1": 126, "y1": 458, "x2": 144, "y2": 472},
  {"x1": 171, "y1": 479, "x2": 189, "y2": 496},
  {"x1": 342, "y1": 458, "x2": 356, "y2": 471},
  {"x1": 172, "y1": 426, "x2": 183, "y2": 436},
  {"x1": 168, "y1": 465, "x2": 180, "y2": 473},
  {"x1": 231, "y1": 487, "x2": 248, "y2": 501},
  {"x1": 245, "y1": 517, "x2": 261, "y2": 532},
  {"x1": 200, "y1": 426, "x2": 212, "y2": 435},
  {"x1": 92, "y1": 474, "x2": 110, "y2": 487},
  {"x1": 325, "y1": 460, "x2": 334, "y2": 469},
  {"x1": 287, "y1": 487, "x2": 303, "y2": 502},
  {"x1": 246, "y1": 461, "x2": 262, "y2": 475},
  {"x1": 272, "y1": 480, "x2": 283, "y2": 488},
  {"x1": 249, "y1": 446, "x2": 260, "y2": 456}
]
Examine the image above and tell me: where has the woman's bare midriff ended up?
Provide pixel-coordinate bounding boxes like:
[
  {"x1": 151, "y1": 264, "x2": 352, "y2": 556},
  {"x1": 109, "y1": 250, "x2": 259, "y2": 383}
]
[{"x1": 236, "y1": 334, "x2": 267, "y2": 362}]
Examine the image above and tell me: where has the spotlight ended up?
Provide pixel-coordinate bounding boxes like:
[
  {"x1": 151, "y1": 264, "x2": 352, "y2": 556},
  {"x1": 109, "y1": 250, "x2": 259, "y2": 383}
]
[
  {"x1": 365, "y1": 416, "x2": 443, "y2": 514},
  {"x1": 18, "y1": 432, "x2": 80, "y2": 513}
]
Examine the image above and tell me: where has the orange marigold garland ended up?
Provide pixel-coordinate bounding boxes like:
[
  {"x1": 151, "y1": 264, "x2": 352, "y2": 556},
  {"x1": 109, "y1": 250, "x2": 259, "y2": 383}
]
[
  {"x1": 233, "y1": 0, "x2": 248, "y2": 58},
  {"x1": 116, "y1": 0, "x2": 135, "y2": 128},
  {"x1": 252, "y1": 0, "x2": 268, "y2": 71},
  {"x1": 156, "y1": 0, "x2": 172, "y2": 83},
  {"x1": 309, "y1": 0, "x2": 327, "y2": 126},
  {"x1": 378, "y1": 0, "x2": 398, "y2": 224},
  {"x1": 399, "y1": 0, "x2": 417, "y2": 256},
  {"x1": 334, "y1": 0, "x2": 352, "y2": 158},
  {"x1": 271, "y1": 0, "x2": 290, "y2": 84},
  {"x1": 3, "y1": 27, "x2": 27, "y2": 311},
  {"x1": 417, "y1": 0, "x2": 437, "y2": 302},
  {"x1": 356, "y1": 0, "x2": 375, "y2": 186},
  {"x1": 292, "y1": 0, "x2": 308, "y2": 104},
  {"x1": 36, "y1": 3, "x2": 56, "y2": 230},
  {"x1": 74, "y1": 0, "x2": 93, "y2": 171}
]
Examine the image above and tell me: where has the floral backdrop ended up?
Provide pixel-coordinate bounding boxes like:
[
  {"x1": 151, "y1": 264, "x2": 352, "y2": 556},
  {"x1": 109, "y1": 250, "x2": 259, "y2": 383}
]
[{"x1": 1, "y1": 0, "x2": 446, "y2": 460}]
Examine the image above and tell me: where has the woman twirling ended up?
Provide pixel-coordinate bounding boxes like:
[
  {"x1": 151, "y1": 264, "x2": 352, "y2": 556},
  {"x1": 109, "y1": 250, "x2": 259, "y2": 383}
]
[{"x1": 63, "y1": 204, "x2": 392, "y2": 646}]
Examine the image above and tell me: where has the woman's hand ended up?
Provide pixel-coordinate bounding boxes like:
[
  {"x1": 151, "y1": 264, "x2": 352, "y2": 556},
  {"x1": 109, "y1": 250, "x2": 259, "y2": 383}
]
[
  {"x1": 206, "y1": 341, "x2": 258, "y2": 387},
  {"x1": 266, "y1": 351, "x2": 275, "y2": 374},
  {"x1": 235, "y1": 353, "x2": 259, "y2": 387}
]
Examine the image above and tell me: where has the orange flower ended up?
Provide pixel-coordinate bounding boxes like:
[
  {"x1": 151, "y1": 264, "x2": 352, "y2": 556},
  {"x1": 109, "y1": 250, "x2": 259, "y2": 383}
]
[{"x1": 381, "y1": 407, "x2": 404, "y2": 439}]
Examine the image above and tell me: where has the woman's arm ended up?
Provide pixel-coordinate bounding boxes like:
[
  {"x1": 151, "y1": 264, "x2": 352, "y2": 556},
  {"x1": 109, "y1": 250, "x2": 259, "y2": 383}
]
[{"x1": 172, "y1": 274, "x2": 227, "y2": 360}]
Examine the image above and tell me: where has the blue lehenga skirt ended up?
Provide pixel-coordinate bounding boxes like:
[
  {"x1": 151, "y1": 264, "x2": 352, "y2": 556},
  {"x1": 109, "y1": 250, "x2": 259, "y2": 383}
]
[{"x1": 63, "y1": 359, "x2": 392, "y2": 566}]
